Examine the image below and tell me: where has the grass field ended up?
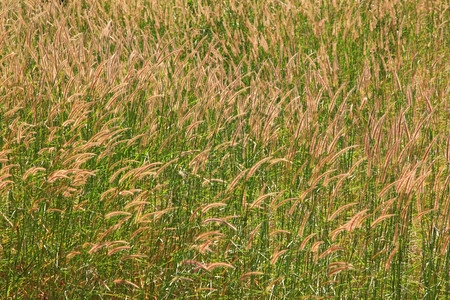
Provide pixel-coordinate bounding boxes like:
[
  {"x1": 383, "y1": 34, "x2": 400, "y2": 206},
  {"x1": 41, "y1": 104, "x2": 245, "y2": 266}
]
[{"x1": 0, "y1": 0, "x2": 448, "y2": 298}]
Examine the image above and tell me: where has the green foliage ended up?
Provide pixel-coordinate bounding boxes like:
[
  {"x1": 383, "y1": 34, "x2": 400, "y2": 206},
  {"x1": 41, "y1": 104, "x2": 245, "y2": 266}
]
[{"x1": 0, "y1": 0, "x2": 448, "y2": 298}]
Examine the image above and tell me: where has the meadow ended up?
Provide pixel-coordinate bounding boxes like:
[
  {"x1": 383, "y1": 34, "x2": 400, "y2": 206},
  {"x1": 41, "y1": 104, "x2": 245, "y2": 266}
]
[{"x1": 0, "y1": 0, "x2": 448, "y2": 298}]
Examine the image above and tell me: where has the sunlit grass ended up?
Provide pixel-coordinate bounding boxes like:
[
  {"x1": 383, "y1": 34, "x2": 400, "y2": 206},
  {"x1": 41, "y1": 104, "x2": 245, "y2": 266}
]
[{"x1": 0, "y1": 0, "x2": 448, "y2": 298}]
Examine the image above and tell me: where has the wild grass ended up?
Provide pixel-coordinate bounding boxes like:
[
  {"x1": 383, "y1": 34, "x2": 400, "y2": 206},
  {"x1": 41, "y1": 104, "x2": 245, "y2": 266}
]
[{"x1": 0, "y1": 0, "x2": 448, "y2": 298}]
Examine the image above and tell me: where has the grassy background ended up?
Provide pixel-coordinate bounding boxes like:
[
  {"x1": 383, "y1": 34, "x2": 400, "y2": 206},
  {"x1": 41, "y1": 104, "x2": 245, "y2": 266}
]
[{"x1": 0, "y1": 0, "x2": 448, "y2": 298}]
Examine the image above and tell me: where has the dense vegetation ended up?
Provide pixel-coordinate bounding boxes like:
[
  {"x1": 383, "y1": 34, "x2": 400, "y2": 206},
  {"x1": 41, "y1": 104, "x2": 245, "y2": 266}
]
[{"x1": 0, "y1": 0, "x2": 448, "y2": 298}]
